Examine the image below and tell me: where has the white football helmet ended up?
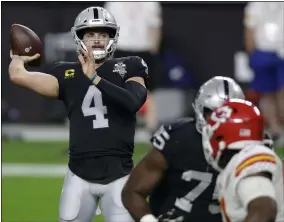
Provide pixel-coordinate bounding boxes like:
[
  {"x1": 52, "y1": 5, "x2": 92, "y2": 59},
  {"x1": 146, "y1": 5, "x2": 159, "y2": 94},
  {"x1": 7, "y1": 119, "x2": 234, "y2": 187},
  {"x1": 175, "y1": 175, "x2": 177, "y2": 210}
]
[
  {"x1": 193, "y1": 76, "x2": 245, "y2": 133},
  {"x1": 71, "y1": 6, "x2": 120, "y2": 60}
]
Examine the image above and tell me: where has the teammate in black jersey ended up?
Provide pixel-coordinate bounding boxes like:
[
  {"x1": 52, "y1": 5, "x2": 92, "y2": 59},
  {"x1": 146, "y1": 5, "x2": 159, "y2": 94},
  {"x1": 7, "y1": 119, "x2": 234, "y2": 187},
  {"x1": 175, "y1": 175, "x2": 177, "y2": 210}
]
[
  {"x1": 122, "y1": 77, "x2": 245, "y2": 222},
  {"x1": 9, "y1": 6, "x2": 148, "y2": 222}
]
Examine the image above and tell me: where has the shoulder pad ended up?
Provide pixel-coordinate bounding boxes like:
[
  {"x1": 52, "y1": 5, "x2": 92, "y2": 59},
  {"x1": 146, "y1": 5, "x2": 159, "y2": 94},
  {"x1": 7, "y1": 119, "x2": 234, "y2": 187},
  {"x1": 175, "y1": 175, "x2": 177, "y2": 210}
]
[
  {"x1": 111, "y1": 56, "x2": 140, "y2": 63},
  {"x1": 47, "y1": 61, "x2": 79, "y2": 80},
  {"x1": 53, "y1": 61, "x2": 66, "y2": 66},
  {"x1": 126, "y1": 56, "x2": 148, "y2": 70},
  {"x1": 121, "y1": 56, "x2": 149, "y2": 81},
  {"x1": 50, "y1": 61, "x2": 78, "y2": 70},
  {"x1": 54, "y1": 61, "x2": 78, "y2": 66},
  {"x1": 165, "y1": 117, "x2": 195, "y2": 132},
  {"x1": 234, "y1": 145, "x2": 277, "y2": 178},
  {"x1": 120, "y1": 55, "x2": 141, "y2": 62},
  {"x1": 150, "y1": 117, "x2": 194, "y2": 150}
]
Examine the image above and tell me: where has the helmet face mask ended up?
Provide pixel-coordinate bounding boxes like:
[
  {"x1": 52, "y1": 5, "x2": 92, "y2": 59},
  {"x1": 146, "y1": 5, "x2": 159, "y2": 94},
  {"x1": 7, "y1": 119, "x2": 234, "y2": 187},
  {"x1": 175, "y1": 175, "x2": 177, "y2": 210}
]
[
  {"x1": 202, "y1": 124, "x2": 224, "y2": 172},
  {"x1": 71, "y1": 7, "x2": 120, "y2": 60}
]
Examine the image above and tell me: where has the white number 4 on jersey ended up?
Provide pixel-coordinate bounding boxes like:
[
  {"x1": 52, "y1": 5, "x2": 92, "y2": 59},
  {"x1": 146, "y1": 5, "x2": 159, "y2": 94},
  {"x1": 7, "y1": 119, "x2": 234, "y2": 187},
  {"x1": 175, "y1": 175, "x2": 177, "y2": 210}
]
[{"x1": 81, "y1": 85, "x2": 109, "y2": 129}]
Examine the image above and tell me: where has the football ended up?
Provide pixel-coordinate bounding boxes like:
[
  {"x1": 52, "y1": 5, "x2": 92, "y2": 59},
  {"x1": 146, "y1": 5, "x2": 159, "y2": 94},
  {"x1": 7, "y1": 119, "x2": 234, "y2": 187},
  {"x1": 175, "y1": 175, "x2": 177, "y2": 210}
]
[{"x1": 10, "y1": 24, "x2": 42, "y2": 65}]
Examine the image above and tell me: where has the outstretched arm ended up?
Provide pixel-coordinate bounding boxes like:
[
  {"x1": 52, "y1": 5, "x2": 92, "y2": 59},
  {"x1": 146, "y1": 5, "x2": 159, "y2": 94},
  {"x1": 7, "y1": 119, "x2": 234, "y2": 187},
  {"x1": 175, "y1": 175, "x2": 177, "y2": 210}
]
[{"x1": 9, "y1": 52, "x2": 59, "y2": 98}]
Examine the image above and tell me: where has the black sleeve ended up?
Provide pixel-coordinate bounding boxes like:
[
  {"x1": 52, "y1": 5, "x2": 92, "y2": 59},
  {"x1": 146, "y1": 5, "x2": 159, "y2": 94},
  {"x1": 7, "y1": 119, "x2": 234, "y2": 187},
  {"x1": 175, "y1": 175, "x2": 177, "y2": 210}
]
[
  {"x1": 95, "y1": 79, "x2": 147, "y2": 113},
  {"x1": 126, "y1": 56, "x2": 149, "y2": 88}
]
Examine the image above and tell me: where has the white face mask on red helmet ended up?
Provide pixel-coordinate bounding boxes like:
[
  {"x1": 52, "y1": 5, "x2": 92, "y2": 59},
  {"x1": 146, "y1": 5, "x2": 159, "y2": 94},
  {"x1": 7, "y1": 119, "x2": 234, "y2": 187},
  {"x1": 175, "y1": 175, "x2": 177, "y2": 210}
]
[{"x1": 71, "y1": 6, "x2": 120, "y2": 60}]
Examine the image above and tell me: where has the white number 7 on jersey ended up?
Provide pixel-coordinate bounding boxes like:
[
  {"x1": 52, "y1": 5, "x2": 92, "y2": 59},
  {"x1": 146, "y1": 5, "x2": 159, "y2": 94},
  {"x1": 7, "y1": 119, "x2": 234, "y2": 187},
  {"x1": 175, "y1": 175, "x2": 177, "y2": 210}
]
[
  {"x1": 81, "y1": 85, "x2": 109, "y2": 129},
  {"x1": 175, "y1": 170, "x2": 219, "y2": 214}
]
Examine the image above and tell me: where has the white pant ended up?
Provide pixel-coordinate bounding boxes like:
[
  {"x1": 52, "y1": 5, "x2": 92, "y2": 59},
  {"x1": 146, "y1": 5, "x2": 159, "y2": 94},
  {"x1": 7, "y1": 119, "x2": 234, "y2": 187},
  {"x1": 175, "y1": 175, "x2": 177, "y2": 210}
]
[{"x1": 59, "y1": 168, "x2": 134, "y2": 222}]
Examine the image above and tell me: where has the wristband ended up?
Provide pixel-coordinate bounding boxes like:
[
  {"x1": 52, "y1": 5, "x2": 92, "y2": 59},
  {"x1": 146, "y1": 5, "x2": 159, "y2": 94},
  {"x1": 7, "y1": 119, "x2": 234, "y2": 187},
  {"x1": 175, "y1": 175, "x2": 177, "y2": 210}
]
[
  {"x1": 90, "y1": 72, "x2": 98, "y2": 82},
  {"x1": 140, "y1": 214, "x2": 157, "y2": 222}
]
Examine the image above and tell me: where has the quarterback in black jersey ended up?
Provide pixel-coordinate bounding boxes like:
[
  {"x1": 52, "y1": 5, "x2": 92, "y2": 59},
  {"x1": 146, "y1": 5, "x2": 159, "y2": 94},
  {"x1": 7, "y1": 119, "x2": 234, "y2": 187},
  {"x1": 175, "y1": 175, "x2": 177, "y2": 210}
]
[
  {"x1": 122, "y1": 77, "x2": 246, "y2": 222},
  {"x1": 9, "y1": 7, "x2": 148, "y2": 222}
]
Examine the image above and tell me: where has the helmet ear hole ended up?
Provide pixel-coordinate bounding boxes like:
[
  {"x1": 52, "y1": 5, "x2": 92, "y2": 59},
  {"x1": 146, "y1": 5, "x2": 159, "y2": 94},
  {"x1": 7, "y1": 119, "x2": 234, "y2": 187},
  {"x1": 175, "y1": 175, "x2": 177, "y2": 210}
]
[
  {"x1": 216, "y1": 135, "x2": 223, "y2": 142},
  {"x1": 107, "y1": 28, "x2": 117, "y2": 39},
  {"x1": 203, "y1": 107, "x2": 213, "y2": 120},
  {"x1": 76, "y1": 30, "x2": 85, "y2": 40}
]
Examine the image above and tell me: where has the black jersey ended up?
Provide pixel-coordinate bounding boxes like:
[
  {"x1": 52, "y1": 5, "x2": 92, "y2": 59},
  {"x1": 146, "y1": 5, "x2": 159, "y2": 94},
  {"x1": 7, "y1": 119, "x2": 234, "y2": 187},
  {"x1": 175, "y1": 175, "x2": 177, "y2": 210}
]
[
  {"x1": 50, "y1": 56, "x2": 148, "y2": 183},
  {"x1": 149, "y1": 118, "x2": 221, "y2": 222}
]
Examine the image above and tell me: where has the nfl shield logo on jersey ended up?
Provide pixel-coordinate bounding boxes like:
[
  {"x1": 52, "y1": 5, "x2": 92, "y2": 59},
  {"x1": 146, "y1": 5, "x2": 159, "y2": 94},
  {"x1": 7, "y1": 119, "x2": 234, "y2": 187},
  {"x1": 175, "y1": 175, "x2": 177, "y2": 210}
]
[{"x1": 113, "y1": 62, "x2": 127, "y2": 78}]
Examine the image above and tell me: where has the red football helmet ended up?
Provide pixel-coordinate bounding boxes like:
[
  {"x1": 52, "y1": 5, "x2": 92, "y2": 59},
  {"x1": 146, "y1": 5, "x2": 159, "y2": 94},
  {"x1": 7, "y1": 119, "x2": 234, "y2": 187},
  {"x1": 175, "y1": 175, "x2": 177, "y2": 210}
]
[{"x1": 202, "y1": 99, "x2": 264, "y2": 172}]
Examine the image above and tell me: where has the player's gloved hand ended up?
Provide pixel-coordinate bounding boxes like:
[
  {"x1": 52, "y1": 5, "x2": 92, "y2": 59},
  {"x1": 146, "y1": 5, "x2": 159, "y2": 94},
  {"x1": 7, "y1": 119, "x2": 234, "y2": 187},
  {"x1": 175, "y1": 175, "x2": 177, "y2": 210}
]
[{"x1": 157, "y1": 208, "x2": 184, "y2": 222}]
